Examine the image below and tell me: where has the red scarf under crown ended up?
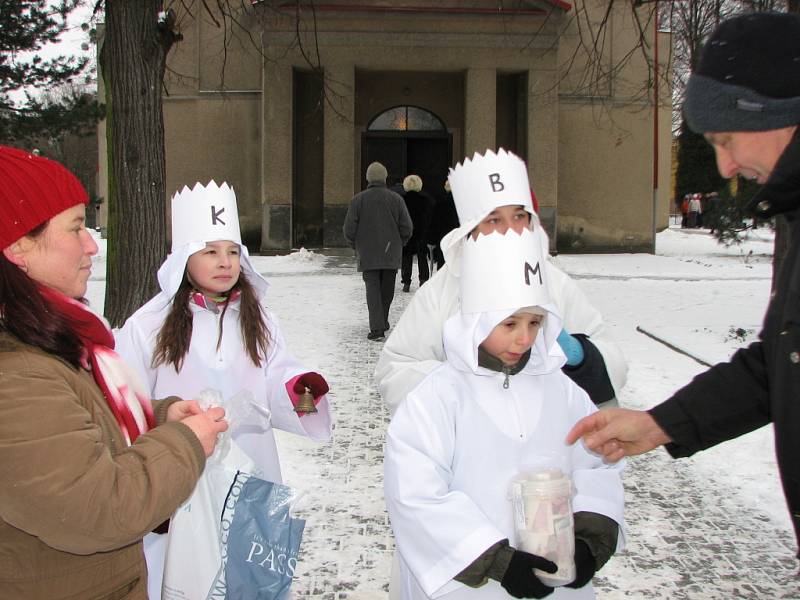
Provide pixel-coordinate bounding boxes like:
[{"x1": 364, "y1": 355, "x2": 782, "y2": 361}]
[{"x1": 40, "y1": 287, "x2": 155, "y2": 445}]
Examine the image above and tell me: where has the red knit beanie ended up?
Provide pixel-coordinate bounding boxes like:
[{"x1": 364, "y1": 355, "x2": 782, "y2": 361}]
[{"x1": 0, "y1": 145, "x2": 89, "y2": 249}]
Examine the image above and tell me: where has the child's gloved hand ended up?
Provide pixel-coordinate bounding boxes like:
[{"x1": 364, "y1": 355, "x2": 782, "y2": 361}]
[
  {"x1": 565, "y1": 540, "x2": 596, "y2": 589},
  {"x1": 500, "y1": 550, "x2": 556, "y2": 599},
  {"x1": 557, "y1": 329, "x2": 585, "y2": 366},
  {"x1": 293, "y1": 372, "x2": 330, "y2": 398}
]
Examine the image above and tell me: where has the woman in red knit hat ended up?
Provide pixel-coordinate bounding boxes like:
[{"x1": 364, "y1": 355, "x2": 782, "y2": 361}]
[{"x1": 0, "y1": 145, "x2": 228, "y2": 599}]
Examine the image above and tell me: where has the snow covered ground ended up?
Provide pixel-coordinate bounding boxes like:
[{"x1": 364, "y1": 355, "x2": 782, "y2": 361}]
[{"x1": 86, "y1": 225, "x2": 799, "y2": 599}]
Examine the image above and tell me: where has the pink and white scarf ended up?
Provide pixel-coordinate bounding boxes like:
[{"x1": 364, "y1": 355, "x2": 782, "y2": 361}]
[
  {"x1": 190, "y1": 289, "x2": 241, "y2": 311},
  {"x1": 40, "y1": 287, "x2": 155, "y2": 445}
]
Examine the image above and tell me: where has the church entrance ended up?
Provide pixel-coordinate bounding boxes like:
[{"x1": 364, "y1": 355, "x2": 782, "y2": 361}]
[{"x1": 360, "y1": 105, "x2": 452, "y2": 205}]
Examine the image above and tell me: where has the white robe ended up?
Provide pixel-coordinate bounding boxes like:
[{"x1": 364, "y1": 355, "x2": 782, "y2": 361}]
[
  {"x1": 117, "y1": 265, "x2": 332, "y2": 600},
  {"x1": 375, "y1": 244, "x2": 628, "y2": 416},
  {"x1": 384, "y1": 307, "x2": 625, "y2": 600},
  {"x1": 117, "y1": 296, "x2": 332, "y2": 481}
]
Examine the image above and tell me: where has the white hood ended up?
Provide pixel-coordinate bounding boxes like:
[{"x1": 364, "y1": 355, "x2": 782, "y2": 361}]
[
  {"x1": 442, "y1": 304, "x2": 566, "y2": 377},
  {"x1": 156, "y1": 242, "x2": 269, "y2": 302}
]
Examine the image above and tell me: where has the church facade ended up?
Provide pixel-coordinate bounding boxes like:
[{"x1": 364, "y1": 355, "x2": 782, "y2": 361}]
[{"x1": 112, "y1": 0, "x2": 673, "y2": 253}]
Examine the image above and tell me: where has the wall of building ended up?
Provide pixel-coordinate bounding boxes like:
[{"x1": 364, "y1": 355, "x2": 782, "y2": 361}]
[
  {"x1": 163, "y1": 95, "x2": 263, "y2": 246},
  {"x1": 553, "y1": 0, "x2": 672, "y2": 252},
  {"x1": 143, "y1": 0, "x2": 673, "y2": 253},
  {"x1": 254, "y1": 3, "x2": 564, "y2": 250}
]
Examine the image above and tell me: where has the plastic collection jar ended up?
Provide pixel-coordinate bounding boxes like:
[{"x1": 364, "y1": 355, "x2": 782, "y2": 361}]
[{"x1": 510, "y1": 469, "x2": 575, "y2": 586}]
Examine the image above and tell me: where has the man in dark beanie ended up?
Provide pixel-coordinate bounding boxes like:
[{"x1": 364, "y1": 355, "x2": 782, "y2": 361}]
[
  {"x1": 683, "y1": 11, "x2": 800, "y2": 186},
  {"x1": 567, "y1": 11, "x2": 800, "y2": 564},
  {"x1": 344, "y1": 161, "x2": 413, "y2": 340}
]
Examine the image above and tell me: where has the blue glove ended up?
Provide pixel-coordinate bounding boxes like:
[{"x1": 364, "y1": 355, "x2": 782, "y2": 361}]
[{"x1": 557, "y1": 329, "x2": 585, "y2": 366}]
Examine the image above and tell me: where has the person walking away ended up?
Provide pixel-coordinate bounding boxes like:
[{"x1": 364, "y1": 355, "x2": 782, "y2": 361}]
[
  {"x1": 385, "y1": 222, "x2": 624, "y2": 599},
  {"x1": 389, "y1": 177, "x2": 407, "y2": 198},
  {"x1": 688, "y1": 193, "x2": 703, "y2": 228},
  {"x1": 116, "y1": 181, "x2": 333, "y2": 599},
  {"x1": 566, "y1": 11, "x2": 800, "y2": 569},
  {"x1": 400, "y1": 174, "x2": 434, "y2": 292},
  {"x1": 427, "y1": 179, "x2": 460, "y2": 271},
  {"x1": 680, "y1": 194, "x2": 690, "y2": 228},
  {"x1": 0, "y1": 146, "x2": 227, "y2": 599},
  {"x1": 343, "y1": 161, "x2": 413, "y2": 341}
]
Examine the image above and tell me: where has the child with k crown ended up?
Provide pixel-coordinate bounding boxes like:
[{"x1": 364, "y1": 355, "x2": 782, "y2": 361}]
[
  {"x1": 384, "y1": 223, "x2": 625, "y2": 599},
  {"x1": 116, "y1": 181, "x2": 333, "y2": 599}
]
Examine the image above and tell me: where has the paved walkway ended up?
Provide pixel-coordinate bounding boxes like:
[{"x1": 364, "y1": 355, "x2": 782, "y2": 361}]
[{"x1": 268, "y1": 255, "x2": 800, "y2": 600}]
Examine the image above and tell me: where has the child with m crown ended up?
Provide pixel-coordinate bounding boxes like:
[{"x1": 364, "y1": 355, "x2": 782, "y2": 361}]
[
  {"x1": 376, "y1": 148, "x2": 628, "y2": 421},
  {"x1": 384, "y1": 223, "x2": 626, "y2": 600},
  {"x1": 116, "y1": 180, "x2": 333, "y2": 600}
]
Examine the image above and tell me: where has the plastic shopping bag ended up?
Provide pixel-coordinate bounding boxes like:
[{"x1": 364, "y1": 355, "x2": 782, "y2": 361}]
[
  {"x1": 161, "y1": 390, "x2": 306, "y2": 600},
  {"x1": 212, "y1": 473, "x2": 306, "y2": 599}
]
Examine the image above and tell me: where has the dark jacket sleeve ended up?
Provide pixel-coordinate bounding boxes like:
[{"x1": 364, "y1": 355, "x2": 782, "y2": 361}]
[
  {"x1": 342, "y1": 197, "x2": 359, "y2": 246},
  {"x1": 649, "y1": 340, "x2": 770, "y2": 458},
  {"x1": 562, "y1": 334, "x2": 616, "y2": 405},
  {"x1": 398, "y1": 198, "x2": 414, "y2": 245}
]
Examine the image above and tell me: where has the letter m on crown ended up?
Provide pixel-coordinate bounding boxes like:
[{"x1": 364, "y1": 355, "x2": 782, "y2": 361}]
[{"x1": 524, "y1": 261, "x2": 542, "y2": 286}]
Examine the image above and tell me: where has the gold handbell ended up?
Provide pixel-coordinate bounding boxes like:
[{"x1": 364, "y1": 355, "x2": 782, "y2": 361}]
[{"x1": 294, "y1": 386, "x2": 318, "y2": 414}]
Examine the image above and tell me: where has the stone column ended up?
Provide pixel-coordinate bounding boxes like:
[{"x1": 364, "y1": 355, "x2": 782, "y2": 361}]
[
  {"x1": 464, "y1": 68, "x2": 496, "y2": 157},
  {"x1": 323, "y1": 63, "x2": 355, "y2": 247},
  {"x1": 261, "y1": 61, "x2": 293, "y2": 251},
  {"x1": 528, "y1": 66, "x2": 559, "y2": 250}
]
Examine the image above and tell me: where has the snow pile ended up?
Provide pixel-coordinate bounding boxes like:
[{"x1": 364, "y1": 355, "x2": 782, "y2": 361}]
[{"x1": 251, "y1": 248, "x2": 327, "y2": 274}]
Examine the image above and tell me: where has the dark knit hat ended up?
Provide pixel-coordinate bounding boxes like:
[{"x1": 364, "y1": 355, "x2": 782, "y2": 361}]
[
  {"x1": 684, "y1": 12, "x2": 800, "y2": 133},
  {"x1": 0, "y1": 146, "x2": 89, "y2": 249}
]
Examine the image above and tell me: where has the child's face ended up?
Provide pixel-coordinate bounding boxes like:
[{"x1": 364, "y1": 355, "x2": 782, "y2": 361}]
[
  {"x1": 471, "y1": 205, "x2": 530, "y2": 239},
  {"x1": 187, "y1": 240, "x2": 241, "y2": 296},
  {"x1": 480, "y1": 312, "x2": 543, "y2": 366}
]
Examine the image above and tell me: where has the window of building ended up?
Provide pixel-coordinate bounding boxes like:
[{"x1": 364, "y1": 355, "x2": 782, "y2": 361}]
[{"x1": 368, "y1": 106, "x2": 445, "y2": 131}]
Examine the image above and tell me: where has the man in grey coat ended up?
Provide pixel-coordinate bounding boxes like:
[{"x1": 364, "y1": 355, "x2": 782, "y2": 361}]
[{"x1": 344, "y1": 161, "x2": 413, "y2": 341}]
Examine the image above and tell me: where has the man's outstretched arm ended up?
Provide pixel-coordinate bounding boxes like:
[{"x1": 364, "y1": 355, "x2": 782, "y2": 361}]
[{"x1": 566, "y1": 408, "x2": 672, "y2": 462}]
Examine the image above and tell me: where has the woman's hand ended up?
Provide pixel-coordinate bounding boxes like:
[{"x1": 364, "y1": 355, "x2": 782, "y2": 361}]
[
  {"x1": 181, "y1": 407, "x2": 228, "y2": 457},
  {"x1": 166, "y1": 399, "x2": 203, "y2": 422}
]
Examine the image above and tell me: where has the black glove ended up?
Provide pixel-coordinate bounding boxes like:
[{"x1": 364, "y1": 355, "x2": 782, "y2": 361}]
[
  {"x1": 565, "y1": 539, "x2": 597, "y2": 589},
  {"x1": 500, "y1": 550, "x2": 557, "y2": 599}
]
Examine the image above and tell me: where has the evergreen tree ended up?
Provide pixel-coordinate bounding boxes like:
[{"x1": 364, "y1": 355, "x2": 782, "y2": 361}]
[
  {"x1": 703, "y1": 177, "x2": 767, "y2": 245},
  {"x1": 0, "y1": 0, "x2": 102, "y2": 144},
  {"x1": 674, "y1": 121, "x2": 725, "y2": 209}
]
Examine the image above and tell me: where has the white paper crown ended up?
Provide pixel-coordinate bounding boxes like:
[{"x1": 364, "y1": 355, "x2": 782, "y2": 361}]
[
  {"x1": 170, "y1": 180, "x2": 241, "y2": 251},
  {"x1": 460, "y1": 227, "x2": 550, "y2": 315},
  {"x1": 447, "y1": 148, "x2": 533, "y2": 227}
]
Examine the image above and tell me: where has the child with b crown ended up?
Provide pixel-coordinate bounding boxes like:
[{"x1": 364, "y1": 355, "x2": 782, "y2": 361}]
[
  {"x1": 116, "y1": 181, "x2": 333, "y2": 599},
  {"x1": 384, "y1": 211, "x2": 625, "y2": 598}
]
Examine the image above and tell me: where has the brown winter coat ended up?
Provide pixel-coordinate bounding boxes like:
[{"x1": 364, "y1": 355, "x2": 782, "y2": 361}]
[{"x1": 0, "y1": 332, "x2": 206, "y2": 599}]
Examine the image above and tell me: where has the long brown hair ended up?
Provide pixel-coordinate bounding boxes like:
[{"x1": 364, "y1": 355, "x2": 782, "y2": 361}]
[
  {"x1": 152, "y1": 270, "x2": 271, "y2": 371},
  {"x1": 0, "y1": 222, "x2": 84, "y2": 368}
]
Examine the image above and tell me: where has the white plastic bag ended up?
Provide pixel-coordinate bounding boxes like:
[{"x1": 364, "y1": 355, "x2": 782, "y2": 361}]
[{"x1": 161, "y1": 389, "x2": 305, "y2": 600}]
